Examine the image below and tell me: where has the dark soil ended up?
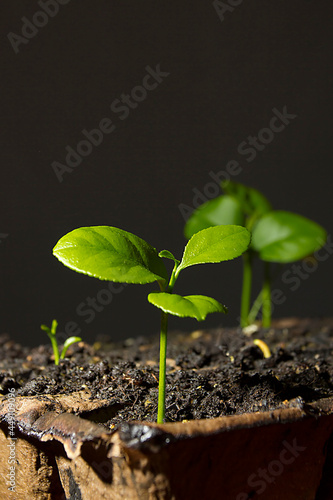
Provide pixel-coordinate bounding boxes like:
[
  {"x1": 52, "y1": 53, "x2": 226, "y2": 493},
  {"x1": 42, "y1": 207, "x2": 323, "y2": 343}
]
[{"x1": 0, "y1": 318, "x2": 332, "y2": 429}]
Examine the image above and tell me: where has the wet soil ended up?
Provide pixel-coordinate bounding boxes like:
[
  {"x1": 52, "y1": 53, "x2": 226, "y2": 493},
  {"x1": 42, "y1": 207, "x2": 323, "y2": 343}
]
[{"x1": 0, "y1": 318, "x2": 332, "y2": 429}]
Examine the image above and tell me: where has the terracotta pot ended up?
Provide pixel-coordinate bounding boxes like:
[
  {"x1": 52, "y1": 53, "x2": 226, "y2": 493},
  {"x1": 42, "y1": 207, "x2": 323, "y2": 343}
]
[{"x1": 0, "y1": 391, "x2": 332, "y2": 499}]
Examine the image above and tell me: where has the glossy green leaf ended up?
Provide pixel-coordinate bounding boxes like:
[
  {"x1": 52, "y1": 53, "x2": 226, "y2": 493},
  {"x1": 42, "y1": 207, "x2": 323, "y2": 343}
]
[
  {"x1": 251, "y1": 211, "x2": 327, "y2": 263},
  {"x1": 60, "y1": 336, "x2": 82, "y2": 359},
  {"x1": 222, "y1": 180, "x2": 272, "y2": 217},
  {"x1": 148, "y1": 292, "x2": 227, "y2": 320},
  {"x1": 159, "y1": 249, "x2": 180, "y2": 266},
  {"x1": 53, "y1": 226, "x2": 168, "y2": 284},
  {"x1": 184, "y1": 195, "x2": 245, "y2": 239},
  {"x1": 178, "y1": 225, "x2": 251, "y2": 273}
]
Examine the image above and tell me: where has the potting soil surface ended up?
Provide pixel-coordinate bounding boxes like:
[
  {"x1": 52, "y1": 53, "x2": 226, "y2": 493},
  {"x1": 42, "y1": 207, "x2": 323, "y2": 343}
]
[{"x1": 0, "y1": 318, "x2": 332, "y2": 427}]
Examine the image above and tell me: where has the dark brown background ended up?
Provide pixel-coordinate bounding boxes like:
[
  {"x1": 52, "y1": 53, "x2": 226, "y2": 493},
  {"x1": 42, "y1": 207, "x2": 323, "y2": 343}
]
[{"x1": 1, "y1": 1, "x2": 332, "y2": 346}]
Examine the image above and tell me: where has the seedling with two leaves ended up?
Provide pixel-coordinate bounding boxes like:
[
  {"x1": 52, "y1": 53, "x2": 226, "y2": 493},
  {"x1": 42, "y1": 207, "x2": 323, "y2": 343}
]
[
  {"x1": 185, "y1": 180, "x2": 327, "y2": 328},
  {"x1": 53, "y1": 224, "x2": 251, "y2": 422},
  {"x1": 40, "y1": 319, "x2": 82, "y2": 365}
]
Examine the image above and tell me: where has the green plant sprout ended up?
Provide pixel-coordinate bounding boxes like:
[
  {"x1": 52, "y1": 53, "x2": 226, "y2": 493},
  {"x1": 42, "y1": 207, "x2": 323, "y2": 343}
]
[
  {"x1": 253, "y1": 338, "x2": 271, "y2": 359},
  {"x1": 41, "y1": 319, "x2": 82, "y2": 365},
  {"x1": 184, "y1": 180, "x2": 327, "y2": 328},
  {"x1": 52, "y1": 225, "x2": 251, "y2": 423}
]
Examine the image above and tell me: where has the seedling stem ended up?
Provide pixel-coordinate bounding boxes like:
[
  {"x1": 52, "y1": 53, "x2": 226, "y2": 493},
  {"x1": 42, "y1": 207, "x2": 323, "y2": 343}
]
[
  {"x1": 158, "y1": 259, "x2": 179, "y2": 423},
  {"x1": 240, "y1": 251, "x2": 253, "y2": 327},
  {"x1": 158, "y1": 311, "x2": 168, "y2": 423},
  {"x1": 262, "y1": 262, "x2": 272, "y2": 327}
]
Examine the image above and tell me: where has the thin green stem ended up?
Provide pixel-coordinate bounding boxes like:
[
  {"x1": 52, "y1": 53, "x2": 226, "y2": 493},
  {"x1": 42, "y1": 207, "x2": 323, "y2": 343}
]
[
  {"x1": 240, "y1": 252, "x2": 253, "y2": 327},
  {"x1": 48, "y1": 334, "x2": 60, "y2": 365},
  {"x1": 157, "y1": 310, "x2": 168, "y2": 424},
  {"x1": 170, "y1": 263, "x2": 180, "y2": 289},
  {"x1": 248, "y1": 264, "x2": 285, "y2": 324},
  {"x1": 157, "y1": 260, "x2": 179, "y2": 424},
  {"x1": 262, "y1": 261, "x2": 271, "y2": 327},
  {"x1": 248, "y1": 290, "x2": 263, "y2": 324}
]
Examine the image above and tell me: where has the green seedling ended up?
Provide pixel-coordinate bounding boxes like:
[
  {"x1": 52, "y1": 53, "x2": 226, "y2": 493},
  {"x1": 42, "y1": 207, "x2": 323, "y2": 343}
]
[
  {"x1": 41, "y1": 319, "x2": 82, "y2": 365},
  {"x1": 184, "y1": 180, "x2": 327, "y2": 328},
  {"x1": 53, "y1": 224, "x2": 251, "y2": 422}
]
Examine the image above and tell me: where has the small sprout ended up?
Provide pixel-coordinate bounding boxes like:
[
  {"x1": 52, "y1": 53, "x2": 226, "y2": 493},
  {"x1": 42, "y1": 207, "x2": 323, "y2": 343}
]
[
  {"x1": 53, "y1": 224, "x2": 251, "y2": 422},
  {"x1": 41, "y1": 319, "x2": 82, "y2": 365},
  {"x1": 253, "y1": 338, "x2": 272, "y2": 359}
]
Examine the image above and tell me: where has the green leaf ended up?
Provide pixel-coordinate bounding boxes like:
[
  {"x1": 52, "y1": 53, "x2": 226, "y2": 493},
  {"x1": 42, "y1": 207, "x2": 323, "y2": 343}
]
[
  {"x1": 41, "y1": 319, "x2": 58, "y2": 337},
  {"x1": 53, "y1": 226, "x2": 168, "y2": 284},
  {"x1": 51, "y1": 319, "x2": 58, "y2": 335},
  {"x1": 178, "y1": 225, "x2": 251, "y2": 273},
  {"x1": 222, "y1": 180, "x2": 272, "y2": 217},
  {"x1": 148, "y1": 292, "x2": 227, "y2": 320},
  {"x1": 184, "y1": 195, "x2": 245, "y2": 239},
  {"x1": 159, "y1": 249, "x2": 180, "y2": 266},
  {"x1": 251, "y1": 211, "x2": 327, "y2": 263},
  {"x1": 60, "y1": 336, "x2": 82, "y2": 359}
]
